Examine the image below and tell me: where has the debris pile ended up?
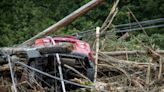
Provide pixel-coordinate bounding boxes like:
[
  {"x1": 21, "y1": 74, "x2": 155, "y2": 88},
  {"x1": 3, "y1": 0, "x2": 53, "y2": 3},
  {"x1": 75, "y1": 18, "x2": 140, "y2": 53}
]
[
  {"x1": 0, "y1": 44, "x2": 163, "y2": 92},
  {"x1": 0, "y1": 0, "x2": 163, "y2": 91},
  {"x1": 97, "y1": 50, "x2": 164, "y2": 92}
]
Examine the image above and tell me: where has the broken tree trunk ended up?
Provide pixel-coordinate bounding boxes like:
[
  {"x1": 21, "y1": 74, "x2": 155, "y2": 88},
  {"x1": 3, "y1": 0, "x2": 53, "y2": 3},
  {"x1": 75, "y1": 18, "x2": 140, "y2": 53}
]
[
  {"x1": 100, "y1": 0, "x2": 119, "y2": 33},
  {"x1": 101, "y1": 0, "x2": 119, "y2": 29},
  {"x1": 94, "y1": 27, "x2": 100, "y2": 83},
  {"x1": 21, "y1": 0, "x2": 104, "y2": 46}
]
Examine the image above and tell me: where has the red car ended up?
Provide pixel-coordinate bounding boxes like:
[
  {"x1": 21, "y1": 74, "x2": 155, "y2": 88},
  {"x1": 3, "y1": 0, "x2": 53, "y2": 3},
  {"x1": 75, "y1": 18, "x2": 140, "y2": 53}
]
[{"x1": 35, "y1": 36, "x2": 94, "y2": 81}]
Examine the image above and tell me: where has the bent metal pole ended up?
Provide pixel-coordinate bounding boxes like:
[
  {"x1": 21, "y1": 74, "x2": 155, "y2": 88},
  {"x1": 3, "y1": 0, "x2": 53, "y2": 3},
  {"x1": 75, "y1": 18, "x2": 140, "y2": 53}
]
[{"x1": 21, "y1": 0, "x2": 104, "y2": 46}]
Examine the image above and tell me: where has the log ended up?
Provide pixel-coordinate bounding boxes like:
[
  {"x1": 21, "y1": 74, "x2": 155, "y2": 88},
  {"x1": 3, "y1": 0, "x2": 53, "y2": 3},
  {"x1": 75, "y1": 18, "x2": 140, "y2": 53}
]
[
  {"x1": 98, "y1": 52, "x2": 158, "y2": 67},
  {"x1": 21, "y1": 0, "x2": 104, "y2": 46},
  {"x1": 100, "y1": 50, "x2": 164, "y2": 56},
  {"x1": 0, "y1": 45, "x2": 72, "y2": 55}
]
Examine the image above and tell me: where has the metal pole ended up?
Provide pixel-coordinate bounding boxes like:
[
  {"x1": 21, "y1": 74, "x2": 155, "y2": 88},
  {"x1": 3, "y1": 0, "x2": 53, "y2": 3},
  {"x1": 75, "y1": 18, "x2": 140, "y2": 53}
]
[
  {"x1": 7, "y1": 55, "x2": 17, "y2": 92},
  {"x1": 56, "y1": 54, "x2": 66, "y2": 92},
  {"x1": 47, "y1": 36, "x2": 66, "y2": 91}
]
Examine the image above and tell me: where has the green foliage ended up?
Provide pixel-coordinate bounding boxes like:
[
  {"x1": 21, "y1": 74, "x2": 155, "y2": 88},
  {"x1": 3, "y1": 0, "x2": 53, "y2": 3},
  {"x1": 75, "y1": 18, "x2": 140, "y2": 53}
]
[
  {"x1": 103, "y1": 38, "x2": 141, "y2": 51},
  {"x1": 0, "y1": 0, "x2": 54, "y2": 46},
  {"x1": 151, "y1": 34, "x2": 164, "y2": 49},
  {"x1": 0, "y1": 0, "x2": 163, "y2": 48}
]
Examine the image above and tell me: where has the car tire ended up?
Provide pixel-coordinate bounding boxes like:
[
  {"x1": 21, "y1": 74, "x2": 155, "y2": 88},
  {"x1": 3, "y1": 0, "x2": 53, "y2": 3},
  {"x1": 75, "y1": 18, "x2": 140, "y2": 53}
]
[{"x1": 87, "y1": 68, "x2": 94, "y2": 81}]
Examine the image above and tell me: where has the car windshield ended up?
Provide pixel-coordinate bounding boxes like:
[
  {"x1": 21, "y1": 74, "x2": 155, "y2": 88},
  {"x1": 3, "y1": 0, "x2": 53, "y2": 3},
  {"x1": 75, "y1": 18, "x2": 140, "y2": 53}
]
[{"x1": 58, "y1": 41, "x2": 70, "y2": 46}]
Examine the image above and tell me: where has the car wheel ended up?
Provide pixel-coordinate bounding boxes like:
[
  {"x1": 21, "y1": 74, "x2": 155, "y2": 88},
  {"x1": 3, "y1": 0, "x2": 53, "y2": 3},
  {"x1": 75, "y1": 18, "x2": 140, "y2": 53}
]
[{"x1": 87, "y1": 68, "x2": 94, "y2": 81}]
